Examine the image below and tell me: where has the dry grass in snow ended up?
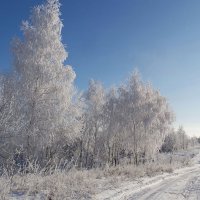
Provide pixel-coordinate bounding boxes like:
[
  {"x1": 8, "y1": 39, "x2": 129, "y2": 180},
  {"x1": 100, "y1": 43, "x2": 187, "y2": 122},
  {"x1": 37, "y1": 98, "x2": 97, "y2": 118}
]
[{"x1": 0, "y1": 149, "x2": 197, "y2": 200}]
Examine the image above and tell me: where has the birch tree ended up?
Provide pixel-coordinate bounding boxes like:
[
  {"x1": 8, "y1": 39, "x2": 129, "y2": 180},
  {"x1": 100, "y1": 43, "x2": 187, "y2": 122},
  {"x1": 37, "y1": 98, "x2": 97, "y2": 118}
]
[
  {"x1": 115, "y1": 71, "x2": 174, "y2": 164},
  {"x1": 0, "y1": 74, "x2": 25, "y2": 165},
  {"x1": 12, "y1": 0, "x2": 82, "y2": 162},
  {"x1": 82, "y1": 80, "x2": 105, "y2": 168}
]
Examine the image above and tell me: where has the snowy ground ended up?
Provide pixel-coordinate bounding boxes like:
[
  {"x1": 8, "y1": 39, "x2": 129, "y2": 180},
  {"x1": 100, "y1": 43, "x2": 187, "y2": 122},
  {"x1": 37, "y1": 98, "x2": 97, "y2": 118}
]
[
  {"x1": 95, "y1": 150, "x2": 200, "y2": 200},
  {"x1": 2, "y1": 148, "x2": 199, "y2": 199}
]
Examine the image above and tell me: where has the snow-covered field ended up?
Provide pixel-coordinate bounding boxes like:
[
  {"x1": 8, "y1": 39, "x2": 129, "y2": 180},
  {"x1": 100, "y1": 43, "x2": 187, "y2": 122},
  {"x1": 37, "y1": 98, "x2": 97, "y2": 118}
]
[{"x1": 95, "y1": 149, "x2": 200, "y2": 200}]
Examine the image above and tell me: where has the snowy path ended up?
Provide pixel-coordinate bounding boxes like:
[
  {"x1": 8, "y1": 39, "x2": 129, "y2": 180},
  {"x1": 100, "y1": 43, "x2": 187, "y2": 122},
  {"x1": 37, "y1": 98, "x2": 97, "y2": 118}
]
[
  {"x1": 95, "y1": 152, "x2": 200, "y2": 200},
  {"x1": 129, "y1": 167, "x2": 200, "y2": 200}
]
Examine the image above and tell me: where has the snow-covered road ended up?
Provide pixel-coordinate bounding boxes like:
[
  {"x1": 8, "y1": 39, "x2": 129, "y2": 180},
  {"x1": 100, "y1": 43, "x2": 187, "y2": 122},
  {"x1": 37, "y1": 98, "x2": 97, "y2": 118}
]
[
  {"x1": 129, "y1": 166, "x2": 200, "y2": 200},
  {"x1": 96, "y1": 152, "x2": 200, "y2": 200}
]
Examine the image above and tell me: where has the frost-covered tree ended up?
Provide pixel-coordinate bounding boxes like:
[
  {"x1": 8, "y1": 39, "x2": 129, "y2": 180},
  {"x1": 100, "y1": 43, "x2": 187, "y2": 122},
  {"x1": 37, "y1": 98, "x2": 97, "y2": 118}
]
[
  {"x1": 161, "y1": 132, "x2": 177, "y2": 152},
  {"x1": 142, "y1": 84, "x2": 174, "y2": 160},
  {"x1": 189, "y1": 136, "x2": 198, "y2": 148},
  {"x1": 81, "y1": 71, "x2": 174, "y2": 166},
  {"x1": 12, "y1": 0, "x2": 82, "y2": 162},
  {"x1": 176, "y1": 126, "x2": 189, "y2": 150},
  {"x1": 161, "y1": 126, "x2": 191, "y2": 153},
  {"x1": 114, "y1": 71, "x2": 174, "y2": 164},
  {"x1": 102, "y1": 87, "x2": 123, "y2": 166},
  {"x1": 118, "y1": 71, "x2": 147, "y2": 164},
  {"x1": 82, "y1": 80, "x2": 106, "y2": 168},
  {"x1": 0, "y1": 75, "x2": 23, "y2": 162}
]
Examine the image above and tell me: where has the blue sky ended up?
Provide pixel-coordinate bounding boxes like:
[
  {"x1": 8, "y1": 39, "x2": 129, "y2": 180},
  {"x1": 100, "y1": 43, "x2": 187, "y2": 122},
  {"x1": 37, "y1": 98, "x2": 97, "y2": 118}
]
[{"x1": 0, "y1": 0, "x2": 200, "y2": 136}]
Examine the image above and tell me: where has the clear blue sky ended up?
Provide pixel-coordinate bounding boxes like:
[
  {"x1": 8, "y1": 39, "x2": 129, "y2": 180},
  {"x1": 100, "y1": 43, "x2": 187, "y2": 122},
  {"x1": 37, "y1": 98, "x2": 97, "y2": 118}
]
[{"x1": 0, "y1": 0, "x2": 200, "y2": 136}]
